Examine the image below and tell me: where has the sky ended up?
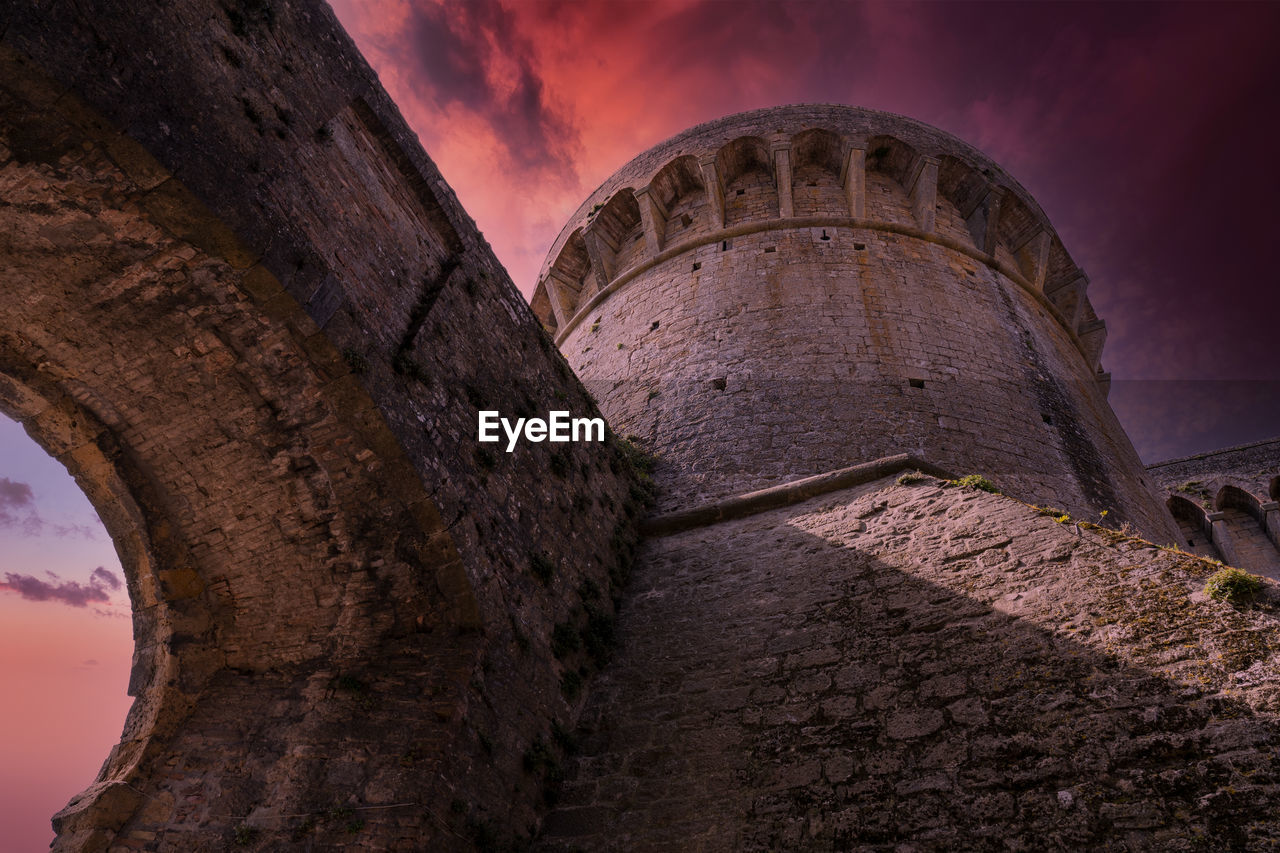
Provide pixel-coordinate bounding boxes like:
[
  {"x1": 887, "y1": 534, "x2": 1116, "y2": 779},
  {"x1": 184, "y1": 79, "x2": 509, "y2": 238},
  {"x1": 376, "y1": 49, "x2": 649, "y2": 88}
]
[
  {"x1": 0, "y1": 417, "x2": 132, "y2": 851},
  {"x1": 3, "y1": 0, "x2": 1279, "y2": 846},
  {"x1": 328, "y1": 0, "x2": 1280, "y2": 463}
]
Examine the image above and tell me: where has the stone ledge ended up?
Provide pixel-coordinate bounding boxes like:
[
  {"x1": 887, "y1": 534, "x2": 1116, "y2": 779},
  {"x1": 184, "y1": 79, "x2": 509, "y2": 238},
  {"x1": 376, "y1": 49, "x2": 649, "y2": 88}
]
[{"x1": 640, "y1": 453, "x2": 956, "y2": 536}]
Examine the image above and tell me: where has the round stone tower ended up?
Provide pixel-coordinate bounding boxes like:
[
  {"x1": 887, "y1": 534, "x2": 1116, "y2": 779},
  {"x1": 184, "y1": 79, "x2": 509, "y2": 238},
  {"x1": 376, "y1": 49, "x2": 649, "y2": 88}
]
[{"x1": 533, "y1": 105, "x2": 1176, "y2": 540}]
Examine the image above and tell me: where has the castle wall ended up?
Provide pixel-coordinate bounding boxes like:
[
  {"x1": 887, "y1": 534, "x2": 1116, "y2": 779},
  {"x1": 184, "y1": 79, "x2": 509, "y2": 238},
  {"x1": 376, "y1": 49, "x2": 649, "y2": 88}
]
[
  {"x1": 538, "y1": 107, "x2": 1177, "y2": 541},
  {"x1": 1148, "y1": 438, "x2": 1280, "y2": 578},
  {"x1": 0, "y1": 3, "x2": 644, "y2": 848},
  {"x1": 540, "y1": 475, "x2": 1280, "y2": 851}
]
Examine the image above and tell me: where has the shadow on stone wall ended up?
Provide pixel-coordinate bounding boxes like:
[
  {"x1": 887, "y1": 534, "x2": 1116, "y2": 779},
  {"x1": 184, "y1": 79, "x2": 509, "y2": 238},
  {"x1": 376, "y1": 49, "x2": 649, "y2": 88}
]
[{"x1": 540, "y1": 478, "x2": 1280, "y2": 851}]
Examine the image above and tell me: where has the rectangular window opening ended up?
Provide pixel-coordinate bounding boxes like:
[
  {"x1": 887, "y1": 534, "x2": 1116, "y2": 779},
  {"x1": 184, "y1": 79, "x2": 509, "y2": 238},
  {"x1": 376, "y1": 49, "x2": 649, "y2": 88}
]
[
  {"x1": 908, "y1": 378, "x2": 925, "y2": 389},
  {"x1": 764, "y1": 246, "x2": 777, "y2": 253}
]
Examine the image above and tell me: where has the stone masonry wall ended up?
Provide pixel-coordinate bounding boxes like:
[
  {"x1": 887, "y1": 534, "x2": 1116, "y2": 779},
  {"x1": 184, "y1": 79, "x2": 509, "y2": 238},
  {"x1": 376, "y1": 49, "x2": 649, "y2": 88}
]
[
  {"x1": 1147, "y1": 438, "x2": 1280, "y2": 581},
  {"x1": 1148, "y1": 437, "x2": 1280, "y2": 508},
  {"x1": 563, "y1": 224, "x2": 1164, "y2": 536},
  {"x1": 541, "y1": 474, "x2": 1280, "y2": 851},
  {"x1": 539, "y1": 106, "x2": 1174, "y2": 542},
  {"x1": 1, "y1": 3, "x2": 646, "y2": 848}
]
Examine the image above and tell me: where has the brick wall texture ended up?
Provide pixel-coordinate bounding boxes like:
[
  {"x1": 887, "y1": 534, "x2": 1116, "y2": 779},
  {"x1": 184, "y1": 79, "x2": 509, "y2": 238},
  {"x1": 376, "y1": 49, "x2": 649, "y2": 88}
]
[
  {"x1": 536, "y1": 105, "x2": 1178, "y2": 543},
  {"x1": 540, "y1": 475, "x2": 1280, "y2": 851}
]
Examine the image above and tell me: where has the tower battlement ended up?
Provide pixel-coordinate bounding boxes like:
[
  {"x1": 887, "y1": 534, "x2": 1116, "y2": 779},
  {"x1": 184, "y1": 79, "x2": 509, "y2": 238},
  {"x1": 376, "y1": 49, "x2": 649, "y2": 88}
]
[{"x1": 536, "y1": 106, "x2": 1175, "y2": 539}]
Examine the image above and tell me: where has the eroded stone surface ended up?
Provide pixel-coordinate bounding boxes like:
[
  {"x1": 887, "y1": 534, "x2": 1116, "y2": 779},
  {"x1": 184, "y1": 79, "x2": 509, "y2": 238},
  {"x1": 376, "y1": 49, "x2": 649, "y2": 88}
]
[
  {"x1": 542, "y1": 477, "x2": 1280, "y2": 851},
  {"x1": 0, "y1": 5, "x2": 646, "y2": 848},
  {"x1": 535, "y1": 106, "x2": 1176, "y2": 542}
]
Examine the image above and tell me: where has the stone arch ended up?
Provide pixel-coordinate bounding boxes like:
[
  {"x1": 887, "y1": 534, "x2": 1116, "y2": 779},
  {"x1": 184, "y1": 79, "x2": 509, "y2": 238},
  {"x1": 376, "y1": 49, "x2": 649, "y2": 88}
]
[
  {"x1": 1214, "y1": 485, "x2": 1280, "y2": 575},
  {"x1": 864, "y1": 134, "x2": 921, "y2": 227},
  {"x1": 1216, "y1": 484, "x2": 1266, "y2": 522},
  {"x1": 1167, "y1": 495, "x2": 1220, "y2": 560},
  {"x1": 530, "y1": 285, "x2": 559, "y2": 333},
  {"x1": 993, "y1": 192, "x2": 1045, "y2": 283},
  {"x1": 548, "y1": 229, "x2": 594, "y2": 320},
  {"x1": 716, "y1": 136, "x2": 776, "y2": 225},
  {"x1": 649, "y1": 155, "x2": 708, "y2": 247},
  {"x1": 0, "y1": 69, "x2": 482, "y2": 847},
  {"x1": 591, "y1": 188, "x2": 645, "y2": 282},
  {"x1": 791, "y1": 128, "x2": 847, "y2": 216},
  {"x1": 936, "y1": 154, "x2": 993, "y2": 248},
  {"x1": 0, "y1": 363, "x2": 193, "y2": 843}
]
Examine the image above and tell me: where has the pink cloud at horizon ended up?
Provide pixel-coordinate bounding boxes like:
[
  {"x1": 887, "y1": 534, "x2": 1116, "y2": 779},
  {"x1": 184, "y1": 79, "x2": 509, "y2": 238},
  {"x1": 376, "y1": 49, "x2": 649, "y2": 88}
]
[{"x1": 0, "y1": 594, "x2": 133, "y2": 852}]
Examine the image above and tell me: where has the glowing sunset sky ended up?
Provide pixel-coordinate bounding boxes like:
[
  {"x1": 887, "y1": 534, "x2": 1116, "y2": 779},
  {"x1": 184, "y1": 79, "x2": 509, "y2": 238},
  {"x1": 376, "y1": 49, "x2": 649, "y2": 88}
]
[
  {"x1": 328, "y1": 0, "x2": 1280, "y2": 463},
  {"x1": 2, "y1": 1, "x2": 1278, "y2": 848}
]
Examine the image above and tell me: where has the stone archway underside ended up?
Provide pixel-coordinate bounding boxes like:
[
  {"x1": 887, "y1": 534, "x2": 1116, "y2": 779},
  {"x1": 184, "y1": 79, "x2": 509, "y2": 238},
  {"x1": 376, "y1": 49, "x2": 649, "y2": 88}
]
[
  {"x1": 0, "y1": 49, "x2": 488, "y2": 849},
  {"x1": 0, "y1": 7, "x2": 646, "y2": 844}
]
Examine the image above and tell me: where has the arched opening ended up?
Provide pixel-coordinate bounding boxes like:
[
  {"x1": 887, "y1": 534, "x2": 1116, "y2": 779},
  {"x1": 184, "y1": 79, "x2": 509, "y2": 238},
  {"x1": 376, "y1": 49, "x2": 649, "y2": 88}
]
[
  {"x1": 791, "y1": 128, "x2": 846, "y2": 217},
  {"x1": 650, "y1": 155, "x2": 708, "y2": 247},
  {"x1": 1, "y1": 70, "x2": 479, "y2": 848},
  {"x1": 548, "y1": 229, "x2": 594, "y2": 319},
  {"x1": 1271, "y1": 475, "x2": 1280, "y2": 502},
  {"x1": 864, "y1": 135, "x2": 920, "y2": 227},
  {"x1": 530, "y1": 286, "x2": 558, "y2": 334},
  {"x1": 592, "y1": 189, "x2": 645, "y2": 280},
  {"x1": 0, "y1": 412, "x2": 133, "y2": 852},
  {"x1": 936, "y1": 155, "x2": 992, "y2": 248},
  {"x1": 716, "y1": 136, "x2": 775, "y2": 226},
  {"x1": 1215, "y1": 485, "x2": 1280, "y2": 575},
  {"x1": 1167, "y1": 495, "x2": 1220, "y2": 560},
  {"x1": 993, "y1": 193, "x2": 1043, "y2": 282}
]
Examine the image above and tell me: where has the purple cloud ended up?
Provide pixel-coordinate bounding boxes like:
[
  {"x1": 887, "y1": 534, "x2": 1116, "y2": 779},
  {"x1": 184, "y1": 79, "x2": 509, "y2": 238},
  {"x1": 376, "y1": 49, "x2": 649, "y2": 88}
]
[
  {"x1": 91, "y1": 566, "x2": 122, "y2": 591},
  {"x1": 0, "y1": 565, "x2": 121, "y2": 608},
  {"x1": 0, "y1": 476, "x2": 36, "y2": 529},
  {"x1": 0, "y1": 475, "x2": 101, "y2": 538},
  {"x1": 398, "y1": 0, "x2": 581, "y2": 179}
]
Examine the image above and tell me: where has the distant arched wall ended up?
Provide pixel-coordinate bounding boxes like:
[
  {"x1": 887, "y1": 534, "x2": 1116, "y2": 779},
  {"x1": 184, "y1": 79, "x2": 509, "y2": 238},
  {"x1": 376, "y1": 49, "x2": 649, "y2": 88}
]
[
  {"x1": 1214, "y1": 485, "x2": 1280, "y2": 576},
  {"x1": 593, "y1": 189, "x2": 645, "y2": 281},
  {"x1": 650, "y1": 155, "x2": 709, "y2": 248},
  {"x1": 1167, "y1": 495, "x2": 1219, "y2": 560},
  {"x1": 865, "y1": 135, "x2": 920, "y2": 227}
]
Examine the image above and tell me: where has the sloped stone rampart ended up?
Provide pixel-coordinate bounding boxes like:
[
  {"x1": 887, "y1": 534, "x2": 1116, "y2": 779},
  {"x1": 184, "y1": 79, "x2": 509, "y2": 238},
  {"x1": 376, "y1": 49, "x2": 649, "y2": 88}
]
[{"x1": 541, "y1": 475, "x2": 1280, "y2": 850}]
